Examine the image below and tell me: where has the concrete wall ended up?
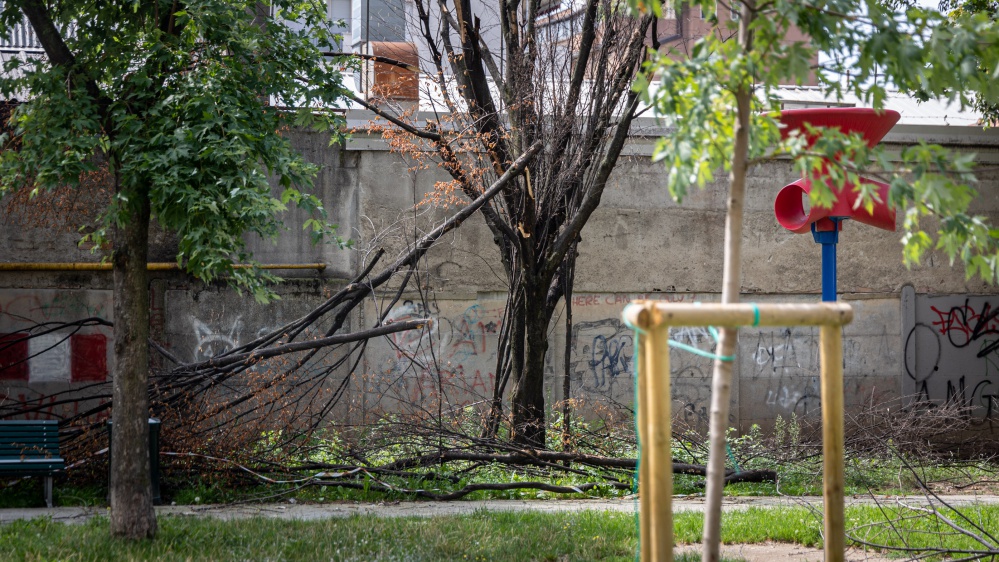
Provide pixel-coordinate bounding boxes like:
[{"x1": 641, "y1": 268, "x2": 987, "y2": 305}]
[{"x1": 3, "y1": 122, "x2": 999, "y2": 433}]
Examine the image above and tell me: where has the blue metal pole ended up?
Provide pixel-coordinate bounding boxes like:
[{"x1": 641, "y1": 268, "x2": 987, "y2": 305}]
[
  {"x1": 811, "y1": 220, "x2": 841, "y2": 302},
  {"x1": 820, "y1": 241, "x2": 837, "y2": 302}
]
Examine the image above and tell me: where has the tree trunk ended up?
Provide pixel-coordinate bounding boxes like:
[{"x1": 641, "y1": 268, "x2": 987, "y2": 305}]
[
  {"x1": 109, "y1": 179, "x2": 156, "y2": 539},
  {"x1": 561, "y1": 253, "x2": 574, "y2": 451},
  {"x1": 702, "y1": 4, "x2": 754, "y2": 560},
  {"x1": 511, "y1": 280, "x2": 549, "y2": 447}
]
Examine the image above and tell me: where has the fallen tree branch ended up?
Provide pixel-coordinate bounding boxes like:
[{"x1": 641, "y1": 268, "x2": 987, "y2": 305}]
[
  {"x1": 375, "y1": 448, "x2": 775, "y2": 485},
  {"x1": 309, "y1": 479, "x2": 633, "y2": 501},
  {"x1": 177, "y1": 319, "x2": 428, "y2": 372}
]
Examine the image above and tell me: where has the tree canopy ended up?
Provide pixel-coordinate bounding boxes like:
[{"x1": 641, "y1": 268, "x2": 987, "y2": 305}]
[
  {"x1": 940, "y1": 0, "x2": 999, "y2": 123},
  {"x1": 635, "y1": 0, "x2": 999, "y2": 282},
  {"x1": 0, "y1": 0, "x2": 351, "y2": 300}
]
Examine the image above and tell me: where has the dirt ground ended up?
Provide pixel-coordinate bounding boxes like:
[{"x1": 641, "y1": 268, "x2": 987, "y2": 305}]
[{"x1": 674, "y1": 542, "x2": 896, "y2": 561}]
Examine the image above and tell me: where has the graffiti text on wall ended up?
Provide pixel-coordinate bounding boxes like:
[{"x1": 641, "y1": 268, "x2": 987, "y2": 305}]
[{"x1": 906, "y1": 296, "x2": 999, "y2": 420}]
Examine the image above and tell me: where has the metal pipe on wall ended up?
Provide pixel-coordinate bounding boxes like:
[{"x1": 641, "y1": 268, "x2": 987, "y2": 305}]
[{"x1": 0, "y1": 263, "x2": 327, "y2": 272}]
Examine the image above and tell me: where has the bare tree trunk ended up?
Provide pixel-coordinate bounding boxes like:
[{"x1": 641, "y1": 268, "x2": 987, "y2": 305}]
[
  {"x1": 702, "y1": 4, "x2": 754, "y2": 560},
  {"x1": 512, "y1": 280, "x2": 549, "y2": 446},
  {"x1": 362, "y1": 0, "x2": 652, "y2": 447},
  {"x1": 561, "y1": 245, "x2": 576, "y2": 451},
  {"x1": 109, "y1": 177, "x2": 156, "y2": 539}
]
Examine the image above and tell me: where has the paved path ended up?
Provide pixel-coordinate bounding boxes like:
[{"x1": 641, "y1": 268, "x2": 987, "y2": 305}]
[
  {"x1": 3, "y1": 493, "x2": 998, "y2": 525},
  {"x1": 6, "y1": 495, "x2": 998, "y2": 561}
]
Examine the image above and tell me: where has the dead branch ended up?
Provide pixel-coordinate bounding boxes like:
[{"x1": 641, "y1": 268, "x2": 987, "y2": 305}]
[
  {"x1": 377, "y1": 449, "x2": 774, "y2": 485},
  {"x1": 311, "y1": 479, "x2": 632, "y2": 501},
  {"x1": 175, "y1": 319, "x2": 428, "y2": 373}
]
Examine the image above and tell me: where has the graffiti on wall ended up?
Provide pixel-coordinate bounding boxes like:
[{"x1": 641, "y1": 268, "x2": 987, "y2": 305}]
[
  {"x1": 748, "y1": 328, "x2": 822, "y2": 417},
  {"x1": 566, "y1": 314, "x2": 721, "y2": 425},
  {"x1": 188, "y1": 314, "x2": 289, "y2": 364},
  {"x1": 359, "y1": 295, "x2": 903, "y2": 428},
  {"x1": 905, "y1": 295, "x2": 999, "y2": 420},
  {"x1": 365, "y1": 301, "x2": 504, "y2": 411},
  {"x1": 571, "y1": 319, "x2": 634, "y2": 394},
  {"x1": 743, "y1": 316, "x2": 898, "y2": 421}
]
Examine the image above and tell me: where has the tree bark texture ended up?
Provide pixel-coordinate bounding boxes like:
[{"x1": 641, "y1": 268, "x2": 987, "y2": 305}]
[
  {"x1": 512, "y1": 280, "x2": 551, "y2": 446},
  {"x1": 109, "y1": 179, "x2": 157, "y2": 539}
]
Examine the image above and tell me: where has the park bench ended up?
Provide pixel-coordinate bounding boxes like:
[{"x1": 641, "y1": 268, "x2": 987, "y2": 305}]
[{"x1": 0, "y1": 420, "x2": 65, "y2": 508}]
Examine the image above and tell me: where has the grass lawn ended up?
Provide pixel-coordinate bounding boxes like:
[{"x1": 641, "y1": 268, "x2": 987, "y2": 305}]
[{"x1": 4, "y1": 505, "x2": 998, "y2": 561}]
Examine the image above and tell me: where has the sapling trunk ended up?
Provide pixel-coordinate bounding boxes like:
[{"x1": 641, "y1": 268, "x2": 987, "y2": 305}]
[{"x1": 702, "y1": 3, "x2": 754, "y2": 560}]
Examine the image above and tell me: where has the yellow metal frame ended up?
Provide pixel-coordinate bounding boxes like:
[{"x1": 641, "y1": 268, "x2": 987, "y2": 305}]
[
  {"x1": 0, "y1": 262, "x2": 327, "y2": 272},
  {"x1": 622, "y1": 301, "x2": 854, "y2": 562}
]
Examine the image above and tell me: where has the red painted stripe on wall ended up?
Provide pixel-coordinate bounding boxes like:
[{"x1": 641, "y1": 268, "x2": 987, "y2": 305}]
[
  {"x1": 0, "y1": 332, "x2": 29, "y2": 381},
  {"x1": 70, "y1": 333, "x2": 108, "y2": 382}
]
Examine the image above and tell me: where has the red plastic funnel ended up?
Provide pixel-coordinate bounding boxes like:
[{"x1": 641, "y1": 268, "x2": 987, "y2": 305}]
[
  {"x1": 774, "y1": 177, "x2": 896, "y2": 234},
  {"x1": 779, "y1": 108, "x2": 901, "y2": 147}
]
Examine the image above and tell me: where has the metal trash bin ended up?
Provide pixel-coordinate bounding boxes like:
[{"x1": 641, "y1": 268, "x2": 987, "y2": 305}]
[{"x1": 107, "y1": 417, "x2": 161, "y2": 505}]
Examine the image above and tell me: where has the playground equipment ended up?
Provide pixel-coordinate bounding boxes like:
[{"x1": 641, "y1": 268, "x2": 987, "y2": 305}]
[
  {"x1": 627, "y1": 108, "x2": 898, "y2": 561},
  {"x1": 772, "y1": 108, "x2": 901, "y2": 301},
  {"x1": 624, "y1": 301, "x2": 853, "y2": 562}
]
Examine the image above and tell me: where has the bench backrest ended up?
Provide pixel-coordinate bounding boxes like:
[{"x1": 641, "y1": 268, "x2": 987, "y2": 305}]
[{"x1": 0, "y1": 420, "x2": 60, "y2": 459}]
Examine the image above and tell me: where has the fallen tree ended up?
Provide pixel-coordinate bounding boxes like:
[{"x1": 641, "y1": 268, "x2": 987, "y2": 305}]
[{"x1": 1, "y1": 142, "x2": 542, "y2": 450}]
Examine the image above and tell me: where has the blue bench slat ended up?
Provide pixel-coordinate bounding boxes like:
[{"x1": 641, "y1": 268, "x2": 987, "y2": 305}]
[
  {"x1": 0, "y1": 451, "x2": 58, "y2": 455},
  {"x1": 0, "y1": 458, "x2": 65, "y2": 464},
  {"x1": 0, "y1": 421, "x2": 65, "y2": 473},
  {"x1": 0, "y1": 435, "x2": 60, "y2": 442},
  {"x1": 0, "y1": 452, "x2": 60, "y2": 459},
  {"x1": 0, "y1": 451, "x2": 57, "y2": 455}
]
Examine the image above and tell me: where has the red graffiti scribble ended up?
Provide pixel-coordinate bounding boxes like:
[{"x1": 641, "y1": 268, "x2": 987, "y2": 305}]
[
  {"x1": 15, "y1": 393, "x2": 60, "y2": 420},
  {"x1": 470, "y1": 370, "x2": 494, "y2": 395},
  {"x1": 931, "y1": 302, "x2": 999, "y2": 348}
]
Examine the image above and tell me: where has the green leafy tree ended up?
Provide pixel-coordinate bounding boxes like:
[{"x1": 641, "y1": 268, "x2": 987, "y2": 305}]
[
  {"x1": 940, "y1": 0, "x2": 999, "y2": 123},
  {"x1": 0, "y1": 0, "x2": 350, "y2": 539},
  {"x1": 631, "y1": 0, "x2": 999, "y2": 559}
]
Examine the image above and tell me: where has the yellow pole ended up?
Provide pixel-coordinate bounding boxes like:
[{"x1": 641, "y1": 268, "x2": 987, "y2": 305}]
[
  {"x1": 622, "y1": 302, "x2": 852, "y2": 330},
  {"x1": 645, "y1": 324, "x2": 673, "y2": 562},
  {"x1": 820, "y1": 324, "x2": 845, "y2": 562},
  {"x1": 637, "y1": 327, "x2": 653, "y2": 562},
  {"x1": 622, "y1": 301, "x2": 853, "y2": 562}
]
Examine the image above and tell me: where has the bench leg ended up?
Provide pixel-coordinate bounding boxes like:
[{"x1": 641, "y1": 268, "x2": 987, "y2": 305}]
[{"x1": 44, "y1": 476, "x2": 53, "y2": 508}]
